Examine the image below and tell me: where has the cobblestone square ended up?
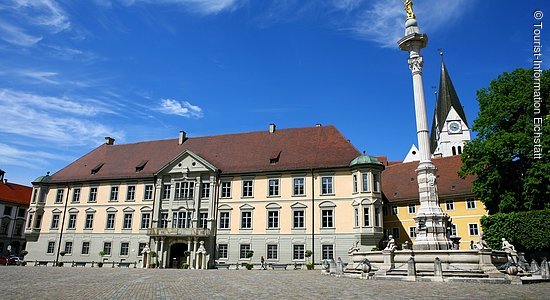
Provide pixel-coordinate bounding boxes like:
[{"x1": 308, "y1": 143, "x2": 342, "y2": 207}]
[{"x1": 1, "y1": 267, "x2": 549, "y2": 299}]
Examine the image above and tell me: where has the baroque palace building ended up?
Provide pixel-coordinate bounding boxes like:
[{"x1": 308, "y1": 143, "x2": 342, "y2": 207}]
[{"x1": 25, "y1": 125, "x2": 386, "y2": 268}]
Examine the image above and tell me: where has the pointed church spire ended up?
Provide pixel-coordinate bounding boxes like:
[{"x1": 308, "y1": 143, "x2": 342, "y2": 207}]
[{"x1": 430, "y1": 52, "x2": 469, "y2": 154}]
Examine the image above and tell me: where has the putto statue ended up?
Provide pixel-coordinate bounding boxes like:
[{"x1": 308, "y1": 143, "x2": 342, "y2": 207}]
[
  {"x1": 401, "y1": 0, "x2": 416, "y2": 20},
  {"x1": 348, "y1": 240, "x2": 360, "y2": 254},
  {"x1": 385, "y1": 235, "x2": 398, "y2": 251}
]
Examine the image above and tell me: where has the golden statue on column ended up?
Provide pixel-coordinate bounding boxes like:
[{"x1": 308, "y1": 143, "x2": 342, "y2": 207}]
[{"x1": 402, "y1": 0, "x2": 416, "y2": 20}]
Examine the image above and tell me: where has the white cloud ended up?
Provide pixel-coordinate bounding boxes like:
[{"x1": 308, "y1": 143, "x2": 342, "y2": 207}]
[
  {"x1": 331, "y1": 0, "x2": 363, "y2": 12},
  {"x1": 0, "y1": 143, "x2": 70, "y2": 169},
  {"x1": 349, "y1": 0, "x2": 473, "y2": 48},
  {"x1": 118, "y1": 0, "x2": 242, "y2": 15},
  {"x1": 0, "y1": 19, "x2": 42, "y2": 46},
  {"x1": 157, "y1": 98, "x2": 204, "y2": 118},
  {"x1": 0, "y1": 88, "x2": 123, "y2": 145},
  {"x1": 12, "y1": 0, "x2": 70, "y2": 33}
]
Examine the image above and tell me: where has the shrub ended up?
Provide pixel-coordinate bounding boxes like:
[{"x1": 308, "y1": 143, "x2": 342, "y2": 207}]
[
  {"x1": 56, "y1": 262, "x2": 64, "y2": 267},
  {"x1": 180, "y1": 262, "x2": 189, "y2": 269},
  {"x1": 21, "y1": 261, "x2": 27, "y2": 266},
  {"x1": 246, "y1": 250, "x2": 254, "y2": 259},
  {"x1": 306, "y1": 262, "x2": 314, "y2": 270},
  {"x1": 305, "y1": 250, "x2": 313, "y2": 258},
  {"x1": 98, "y1": 262, "x2": 104, "y2": 268},
  {"x1": 481, "y1": 209, "x2": 550, "y2": 255},
  {"x1": 245, "y1": 262, "x2": 253, "y2": 270}
]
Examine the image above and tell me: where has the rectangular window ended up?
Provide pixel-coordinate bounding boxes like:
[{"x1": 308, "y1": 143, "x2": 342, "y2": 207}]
[
  {"x1": 392, "y1": 227, "x2": 400, "y2": 239},
  {"x1": 241, "y1": 211, "x2": 252, "y2": 229},
  {"x1": 321, "y1": 176, "x2": 334, "y2": 195},
  {"x1": 321, "y1": 209, "x2": 334, "y2": 228},
  {"x1": 446, "y1": 199, "x2": 455, "y2": 211},
  {"x1": 293, "y1": 210, "x2": 305, "y2": 228},
  {"x1": 373, "y1": 173, "x2": 380, "y2": 192},
  {"x1": 72, "y1": 188, "x2": 81, "y2": 203},
  {"x1": 67, "y1": 214, "x2": 77, "y2": 229},
  {"x1": 123, "y1": 213, "x2": 133, "y2": 229},
  {"x1": 242, "y1": 180, "x2": 253, "y2": 197},
  {"x1": 138, "y1": 243, "x2": 146, "y2": 256},
  {"x1": 32, "y1": 189, "x2": 38, "y2": 203},
  {"x1": 51, "y1": 214, "x2": 60, "y2": 229},
  {"x1": 89, "y1": 187, "x2": 97, "y2": 202},
  {"x1": 85, "y1": 214, "x2": 94, "y2": 229},
  {"x1": 409, "y1": 227, "x2": 417, "y2": 238},
  {"x1": 175, "y1": 182, "x2": 194, "y2": 199},
  {"x1": 268, "y1": 179, "x2": 280, "y2": 196},
  {"x1": 3, "y1": 206, "x2": 12, "y2": 216},
  {"x1": 81, "y1": 241, "x2": 90, "y2": 255},
  {"x1": 200, "y1": 183, "x2": 210, "y2": 199},
  {"x1": 126, "y1": 186, "x2": 136, "y2": 201},
  {"x1": 55, "y1": 189, "x2": 64, "y2": 203},
  {"x1": 219, "y1": 211, "x2": 230, "y2": 229},
  {"x1": 141, "y1": 213, "x2": 151, "y2": 229},
  {"x1": 363, "y1": 207, "x2": 370, "y2": 227},
  {"x1": 26, "y1": 214, "x2": 33, "y2": 228},
  {"x1": 354, "y1": 208, "x2": 359, "y2": 227},
  {"x1": 408, "y1": 204, "x2": 416, "y2": 214},
  {"x1": 469, "y1": 223, "x2": 479, "y2": 236},
  {"x1": 451, "y1": 224, "x2": 457, "y2": 236},
  {"x1": 375, "y1": 208, "x2": 381, "y2": 227},
  {"x1": 466, "y1": 199, "x2": 476, "y2": 209},
  {"x1": 17, "y1": 208, "x2": 25, "y2": 218},
  {"x1": 267, "y1": 244, "x2": 278, "y2": 260},
  {"x1": 110, "y1": 186, "x2": 119, "y2": 201},
  {"x1": 106, "y1": 213, "x2": 115, "y2": 229},
  {"x1": 218, "y1": 244, "x2": 228, "y2": 259},
  {"x1": 103, "y1": 242, "x2": 112, "y2": 256},
  {"x1": 199, "y1": 212, "x2": 208, "y2": 229},
  {"x1": 144, "y1": 184, "x2": 154, "y2": 200},
  {"x1": 362, "y1": 174, "x2": 369, "y2": 192},
  {"x1": 267, "y1": 210, "x2": 279, "y2": 228},
  {"x1": 65, "y1": 241, "x2": 73, "y2": 254},
  {"x1": 293, "y1": 244, "x2": 305, "y2": 260},
  {"x1": 322, "y1": 245, "x2": 334, "y2": 260},
  {"x1": 221, "y1": 181, "x2": 231, "y2": 198},
  {"x1": 34, "y1": 213, "x2": 43, "y2": 229},
  {"x1": 352, "y1": 174, "x2": 358, "y2": 193},
  {"x1": 240, "y1": 244, "x2": 250, "y2": 259},
  {"x1": 160, "y1": 212, "x2": 169, "y2": 228},
  {"x1": 391, "y1": 205, "x2": 398, "y2": 215},
  {"x1": 289, "y1": 177, "x2": 303, "y2": 196},
  {"x1": 173, "y1": 211, "x2": 189, "y2": 228},
  {"x1": 120, "y1": 242, "x2": 129, "y2": 256},
  {"x1": 162, "y1": 184, "x2": 171, "y2": 200},
  {"x1": 47, "y1": 241, "x2": 55, "y2": 254}
]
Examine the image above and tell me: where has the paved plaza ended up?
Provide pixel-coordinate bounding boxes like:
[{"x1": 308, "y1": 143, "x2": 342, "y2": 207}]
[{"x1": 1, "y1": 266, "x2": 549, "y2": 299}]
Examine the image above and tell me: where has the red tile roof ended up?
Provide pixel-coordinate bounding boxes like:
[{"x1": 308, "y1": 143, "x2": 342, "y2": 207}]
[
  {"x1": 0, "y1": 181, "x2": 32, "y2": 206},
  {"x1": 382, "y1": 155, "x2": 474, "y2": 202},
  {"x1": 49, "y1": 126, "x2": 361, "y2": 183}
]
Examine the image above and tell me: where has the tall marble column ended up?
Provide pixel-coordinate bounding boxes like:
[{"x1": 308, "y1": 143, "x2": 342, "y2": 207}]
[{"x1": 397, "y1": 0, "x2": 450, "y2": 250}]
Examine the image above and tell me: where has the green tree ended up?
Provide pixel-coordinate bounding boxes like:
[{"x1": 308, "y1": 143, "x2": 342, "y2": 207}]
[{"x1": 459, "y1": 68, "x2": 550, "y2": 214}]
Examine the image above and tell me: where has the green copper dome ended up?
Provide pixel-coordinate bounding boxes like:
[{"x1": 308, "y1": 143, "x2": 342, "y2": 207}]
[
  {"x1": 349, "y1": 153, "x2": 382, "y2": 167},
  {"x1": 33, "y1": 173, "x2": 51, "y2": 184}
]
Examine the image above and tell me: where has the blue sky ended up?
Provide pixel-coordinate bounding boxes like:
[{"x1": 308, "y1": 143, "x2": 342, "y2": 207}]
[{"x1": 0, "y1": 0, "x2": 547, "y2": 185}]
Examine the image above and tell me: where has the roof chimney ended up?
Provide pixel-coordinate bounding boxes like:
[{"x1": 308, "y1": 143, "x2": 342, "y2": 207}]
[
  {"x1": 0, "y1": 169, "x2": 4, "y2": 181},
  {"x1": 104, "y1": 137, "x2": 115, "y2": 145},
  {"x1": 178, "y1": 131, "x2": 186, "y2": 145},
  {"x1": 315, "y1": 123, "x2": 322, "y2": 127},
  {"x1": 269, "y1": 123, "x2": 276, "y2": 134}
]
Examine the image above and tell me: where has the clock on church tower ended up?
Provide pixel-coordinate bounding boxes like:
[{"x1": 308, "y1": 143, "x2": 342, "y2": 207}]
[{"x1": 447, "y1": 120, "x2": 462, "y2": 134}]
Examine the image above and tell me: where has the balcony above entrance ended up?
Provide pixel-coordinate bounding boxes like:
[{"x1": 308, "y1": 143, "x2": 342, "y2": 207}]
[{"x1": 147, "y1": 227, "x2": 211, "y2": 237}]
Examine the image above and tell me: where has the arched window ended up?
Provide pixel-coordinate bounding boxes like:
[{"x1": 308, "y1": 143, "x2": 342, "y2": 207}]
[{"x1": 452, "y1": 146, "x2": 457, "y2": 156}]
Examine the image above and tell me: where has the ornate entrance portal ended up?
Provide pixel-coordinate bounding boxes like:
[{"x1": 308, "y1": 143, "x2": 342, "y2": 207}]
[{"x1": 169, "y1": 243, "x2": 188, "y2": 269}]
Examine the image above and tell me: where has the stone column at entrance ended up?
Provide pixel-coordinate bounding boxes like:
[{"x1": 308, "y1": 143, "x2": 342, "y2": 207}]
[
  {"x1": 160, "y1": 239, "x2": 167, "y2": 268},
  {"x1": 397, "y1": 0, "x2": 450, "y2": 250},
  {"x1": 195, "y1": 241, "x2": 208, "y2": 269},
  {"x1": 192, "y1": 239, "x2": 198, "y2": 269}
]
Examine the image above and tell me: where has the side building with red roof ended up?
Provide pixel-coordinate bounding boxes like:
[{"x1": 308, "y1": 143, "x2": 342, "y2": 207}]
[
  {"x1": 25, "y1": 125, "x2": 386, "y2": 268},
  {"x1": 382, "y1": 155, "x2": 487, "y2": 250},
  {"x1": 0, "y1": 170, "x2": 32, "y2": 257}
]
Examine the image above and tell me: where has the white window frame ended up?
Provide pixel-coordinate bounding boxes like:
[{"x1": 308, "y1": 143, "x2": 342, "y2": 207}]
[
  {"x1": 221, "y1": 181, "x2": 232, "y2": 198},
  {"x1": 408, "y1": 204, "x2": 416, "y2": 214},
  {"x1": 446, "y1": 199, "x2": 455, "y2": 211},
  {"x1": 293, "y1": 177, "x2": 305, "y2": 196},
  {"x1": 321, "y1": 176, "x2": 334, "y2": 195},
  {"x1": 242, "y1": 179, "x2": 254, "y2": 198},
  {"x1": 268, "y1": 178, "x2": 280, "y2": 197},
  {"x1": 468, "y1": 223, "x2": 479, "y2": 236},
  {"x1": 466, "y1": 198, "x2": 476, "y2": 209}
]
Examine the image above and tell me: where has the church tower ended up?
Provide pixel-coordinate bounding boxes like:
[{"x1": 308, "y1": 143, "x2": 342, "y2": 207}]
[{"x1": 430, "y1": 54, "x2": 471, "y2": 157}]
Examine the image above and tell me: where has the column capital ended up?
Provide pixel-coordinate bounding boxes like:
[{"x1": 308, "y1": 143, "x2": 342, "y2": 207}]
[{"x1": 408, "y1": 56, "x2": 424, "y2": 75}]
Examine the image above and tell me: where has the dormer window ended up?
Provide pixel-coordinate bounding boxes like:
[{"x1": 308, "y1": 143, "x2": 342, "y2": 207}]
[
  {"x1": 135, "y1": 160, "x2": 148, "y2": 172},
  {"x1": 90, "y1": 163, "x2": 104, "y2": 175},
  {"x1": 270, "y1": 151, "x2": 281, "y2": 164}
]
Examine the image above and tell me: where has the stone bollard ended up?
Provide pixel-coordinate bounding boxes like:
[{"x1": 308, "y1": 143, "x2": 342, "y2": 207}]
[
  {"x1": 336, "y1": 257, "x2": 344, "y2": 275},
  {"x1": 530, "y1": 259, "x2": 540, "y2": 274},
  {"x1": 112, "y1": 261, "x2": 115, "y2": 268},
  {"x1": 541, "y1": 259, "x2": 549, "y2": 279},
  {"x1": 329, "y1": 259, "x2": 337, "y2": 274},
  {"x1": 407, "y1": 256, "x2": 416, "y2": 279},
  {"x1": 434, "y1": 257, "x2": 443, "y2": 282}
]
